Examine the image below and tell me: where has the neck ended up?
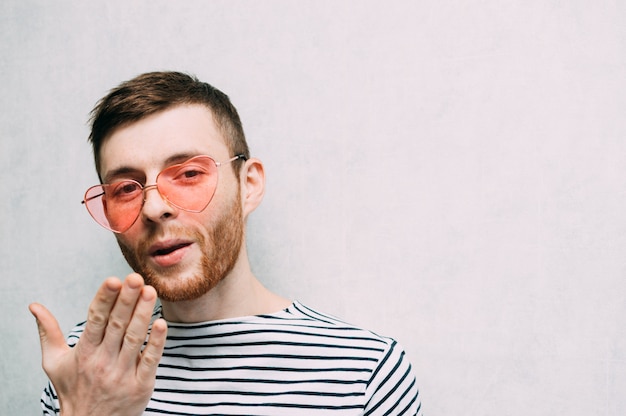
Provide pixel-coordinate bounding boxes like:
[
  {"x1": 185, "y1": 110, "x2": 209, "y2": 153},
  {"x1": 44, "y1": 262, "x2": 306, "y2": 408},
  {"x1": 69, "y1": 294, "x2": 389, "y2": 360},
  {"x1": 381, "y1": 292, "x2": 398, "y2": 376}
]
[{"x1": 159, "y1": 248, "x2": 290, "y2": 323}]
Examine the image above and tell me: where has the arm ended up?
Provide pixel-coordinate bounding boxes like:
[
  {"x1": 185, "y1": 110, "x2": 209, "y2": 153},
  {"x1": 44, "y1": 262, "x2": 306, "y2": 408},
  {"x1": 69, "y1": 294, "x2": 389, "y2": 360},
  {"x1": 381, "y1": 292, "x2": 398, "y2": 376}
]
[
  {"x1": 30, "y1": 273, "x2": 167, "y2": 416},
  {"x1": 363, "y1": 340, "x2": 423, "y2": 416}
]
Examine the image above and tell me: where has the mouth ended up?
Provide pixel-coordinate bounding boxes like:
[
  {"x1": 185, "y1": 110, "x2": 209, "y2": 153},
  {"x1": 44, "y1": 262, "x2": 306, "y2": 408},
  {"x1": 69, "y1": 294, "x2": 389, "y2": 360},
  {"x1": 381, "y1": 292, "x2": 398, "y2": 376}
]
[
  {"x1": 148, "y1": 240, "x2": 194, "y2": 268},
  {"x1": 151, "y1": 242, "x2": 191, "y2": 256}
]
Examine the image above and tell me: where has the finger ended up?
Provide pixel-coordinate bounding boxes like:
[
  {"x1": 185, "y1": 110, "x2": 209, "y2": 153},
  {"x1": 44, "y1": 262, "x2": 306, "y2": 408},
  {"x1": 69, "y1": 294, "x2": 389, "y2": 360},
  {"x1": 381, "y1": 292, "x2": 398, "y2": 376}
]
[
  {"x1": 137, "y1": 318, "x2": 167, "y2": 383},
  {"x1": 101, "y1": 273, "x2": 144, "y2": 354},
  {"x1": 80, "y1": 277, "x2": 123, "y2": 348},
  {"x1": 29, "y1": 303, "x2": 69, "y2": 368},
  {"x1": 118, "y1": 285, "x2": 159, "y2": 365}
]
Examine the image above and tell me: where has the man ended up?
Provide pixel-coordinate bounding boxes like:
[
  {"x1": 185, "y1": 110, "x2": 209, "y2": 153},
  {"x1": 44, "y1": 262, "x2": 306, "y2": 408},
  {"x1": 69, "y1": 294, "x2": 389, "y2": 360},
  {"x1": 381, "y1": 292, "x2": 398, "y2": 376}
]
[{"x1": 30, "y1": 71, "x2": 422, "y2": 415}]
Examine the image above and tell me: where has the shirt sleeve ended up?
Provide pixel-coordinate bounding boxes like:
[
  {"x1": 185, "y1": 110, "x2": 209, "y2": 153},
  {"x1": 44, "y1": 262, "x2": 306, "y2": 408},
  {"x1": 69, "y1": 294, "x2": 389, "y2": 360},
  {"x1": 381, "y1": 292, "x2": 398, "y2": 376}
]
[
  {"x1": 40, "y1": 381, "x2": 60, "y2": 415},
  {"x1": 363, "y1": 339, "x2": 423, "y2": 415}
]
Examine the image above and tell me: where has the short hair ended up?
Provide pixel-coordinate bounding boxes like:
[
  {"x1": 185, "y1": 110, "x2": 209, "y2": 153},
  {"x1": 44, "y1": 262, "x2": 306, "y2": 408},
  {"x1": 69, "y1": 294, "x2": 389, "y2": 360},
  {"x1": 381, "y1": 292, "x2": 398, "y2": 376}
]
[{"x1": 88, "y1": 71, "x2": 250, "y2": 179}]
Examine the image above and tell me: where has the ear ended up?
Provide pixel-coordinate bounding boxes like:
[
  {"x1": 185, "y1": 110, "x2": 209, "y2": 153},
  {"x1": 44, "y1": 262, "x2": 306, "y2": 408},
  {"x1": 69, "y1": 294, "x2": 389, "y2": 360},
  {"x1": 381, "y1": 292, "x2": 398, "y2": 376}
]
[{"x1": 239, "y1": 157, "x2": 265, "y2": 218}]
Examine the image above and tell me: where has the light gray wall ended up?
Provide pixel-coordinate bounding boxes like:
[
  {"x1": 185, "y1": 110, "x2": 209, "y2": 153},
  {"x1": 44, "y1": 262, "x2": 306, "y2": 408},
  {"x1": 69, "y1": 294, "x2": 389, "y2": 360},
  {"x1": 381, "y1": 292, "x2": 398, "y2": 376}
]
[{"x1": 2, "y1": 1, "x2": 625, "y2": 414}]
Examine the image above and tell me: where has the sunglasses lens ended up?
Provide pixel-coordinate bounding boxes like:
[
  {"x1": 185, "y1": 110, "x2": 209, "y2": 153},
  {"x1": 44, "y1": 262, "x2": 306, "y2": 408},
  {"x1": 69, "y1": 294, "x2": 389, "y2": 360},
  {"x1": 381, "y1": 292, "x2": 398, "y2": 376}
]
[
  {"x1": 84, "y1": 182, "x2": 144, "y2": 233},
  {"x1": 157, "y1": 156, "x2": 218, "y2": 212},
  {"x1": 82, "y1": 156, "x2": 220, "y2": 233}
]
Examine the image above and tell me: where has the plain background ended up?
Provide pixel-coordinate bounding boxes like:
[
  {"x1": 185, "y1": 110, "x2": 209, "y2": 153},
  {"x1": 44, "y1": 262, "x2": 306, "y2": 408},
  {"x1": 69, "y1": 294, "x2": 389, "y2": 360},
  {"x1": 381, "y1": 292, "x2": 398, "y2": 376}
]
[{"x1": 1, "y1": 1, "x2": 625, "y2": 414}]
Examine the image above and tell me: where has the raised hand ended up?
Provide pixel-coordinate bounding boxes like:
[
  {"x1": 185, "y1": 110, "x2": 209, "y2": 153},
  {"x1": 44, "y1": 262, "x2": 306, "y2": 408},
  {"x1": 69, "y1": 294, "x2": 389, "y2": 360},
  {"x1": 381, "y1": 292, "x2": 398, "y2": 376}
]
[{"x1": 30, "y1": 273, "x2": 168, "y2": 416}]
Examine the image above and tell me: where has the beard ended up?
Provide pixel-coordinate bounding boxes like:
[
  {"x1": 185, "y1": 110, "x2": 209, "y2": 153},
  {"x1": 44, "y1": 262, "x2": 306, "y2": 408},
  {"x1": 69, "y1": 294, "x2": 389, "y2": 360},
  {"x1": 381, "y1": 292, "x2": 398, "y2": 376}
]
[{"x1": 117, "y1": 191, "x2": 244, "y2": 302}]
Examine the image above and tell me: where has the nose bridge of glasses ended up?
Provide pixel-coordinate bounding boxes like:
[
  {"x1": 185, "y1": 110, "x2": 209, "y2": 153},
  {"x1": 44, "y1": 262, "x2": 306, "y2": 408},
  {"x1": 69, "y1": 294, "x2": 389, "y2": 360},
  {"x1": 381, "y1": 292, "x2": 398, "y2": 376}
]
[
  {"x1": 140, "y1": 182, "x2": 177, "y2": 220},
  {"x1": 142, "y1": 183, "x2": 164, "y2": 203}
]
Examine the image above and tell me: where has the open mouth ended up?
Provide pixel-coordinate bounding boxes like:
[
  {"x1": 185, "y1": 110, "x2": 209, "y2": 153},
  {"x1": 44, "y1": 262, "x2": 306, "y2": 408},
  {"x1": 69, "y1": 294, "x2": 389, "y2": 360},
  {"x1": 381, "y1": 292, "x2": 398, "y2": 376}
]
[
  {"x1": 152, "y1": 242, "x2": 192, "y2": 257},
  {"x1": 148, "y1": 240, "x2": 194, "y2": 268}
]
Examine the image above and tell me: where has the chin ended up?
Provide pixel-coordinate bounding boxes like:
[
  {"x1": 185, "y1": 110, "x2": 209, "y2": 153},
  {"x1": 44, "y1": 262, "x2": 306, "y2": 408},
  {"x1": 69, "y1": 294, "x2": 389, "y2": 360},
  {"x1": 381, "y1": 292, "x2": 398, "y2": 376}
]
[{"x1": 141, "y1": 265, "x2": 222, "y2": 302}]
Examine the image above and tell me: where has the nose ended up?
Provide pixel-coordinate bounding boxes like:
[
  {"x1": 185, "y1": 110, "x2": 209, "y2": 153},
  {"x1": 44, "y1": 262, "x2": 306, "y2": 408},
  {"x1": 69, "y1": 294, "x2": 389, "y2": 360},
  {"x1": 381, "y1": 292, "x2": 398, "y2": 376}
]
[{"x1": 140, "y1": 184, "x2": 178, "y2": 224}]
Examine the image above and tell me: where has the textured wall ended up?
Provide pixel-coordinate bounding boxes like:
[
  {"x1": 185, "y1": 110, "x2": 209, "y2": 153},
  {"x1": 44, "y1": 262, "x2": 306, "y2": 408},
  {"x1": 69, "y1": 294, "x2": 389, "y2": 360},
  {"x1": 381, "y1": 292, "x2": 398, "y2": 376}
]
[{"x1": 1, "y1": 1, "x2": 625, "y2": 414}]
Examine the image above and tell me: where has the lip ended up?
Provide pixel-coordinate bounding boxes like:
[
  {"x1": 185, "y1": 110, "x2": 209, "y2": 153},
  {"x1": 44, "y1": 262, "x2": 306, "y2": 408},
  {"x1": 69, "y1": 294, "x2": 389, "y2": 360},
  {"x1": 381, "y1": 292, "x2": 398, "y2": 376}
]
[{"x1": 148, "y1": 239, "x2": 194, "y2": 268}]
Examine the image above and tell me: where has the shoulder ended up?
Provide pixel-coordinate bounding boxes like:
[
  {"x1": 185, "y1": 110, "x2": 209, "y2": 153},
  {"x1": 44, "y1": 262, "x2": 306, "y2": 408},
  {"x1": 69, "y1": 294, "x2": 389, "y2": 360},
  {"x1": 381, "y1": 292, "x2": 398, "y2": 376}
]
[
  {"x1": 288, "y1": 303, "x2": 422, "y2": 415},
  {"x1": 279, "y1": 301, "x2": 399, "y2": 349},
  {"x1": 285, "y1": 301, "x2": 387, "y2": 335},
  {"x1": 285, "y1": 302, "x2": 417, "y2": 379}
]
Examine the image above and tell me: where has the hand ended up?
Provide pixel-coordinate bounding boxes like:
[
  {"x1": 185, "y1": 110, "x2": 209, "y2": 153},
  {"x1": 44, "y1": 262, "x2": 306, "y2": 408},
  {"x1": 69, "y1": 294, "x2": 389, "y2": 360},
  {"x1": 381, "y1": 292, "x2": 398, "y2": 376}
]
[{"x1": 29, "y1": 273, "x2": 168, "y2": 416}]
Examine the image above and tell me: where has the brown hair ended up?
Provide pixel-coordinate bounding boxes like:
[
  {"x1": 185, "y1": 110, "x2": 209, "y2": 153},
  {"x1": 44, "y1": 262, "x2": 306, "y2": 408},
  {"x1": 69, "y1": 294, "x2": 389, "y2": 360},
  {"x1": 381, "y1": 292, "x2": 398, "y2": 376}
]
[{"x1": 89, "y1": 71, "x2": 249, "y2": 178}]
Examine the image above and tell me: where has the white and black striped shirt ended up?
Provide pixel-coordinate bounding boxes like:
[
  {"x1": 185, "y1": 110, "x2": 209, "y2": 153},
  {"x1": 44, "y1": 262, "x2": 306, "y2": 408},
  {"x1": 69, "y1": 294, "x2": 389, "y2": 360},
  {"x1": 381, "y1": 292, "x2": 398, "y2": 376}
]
[{"x1": 41, "y1": 301, "x2": 422, "y2": 415}]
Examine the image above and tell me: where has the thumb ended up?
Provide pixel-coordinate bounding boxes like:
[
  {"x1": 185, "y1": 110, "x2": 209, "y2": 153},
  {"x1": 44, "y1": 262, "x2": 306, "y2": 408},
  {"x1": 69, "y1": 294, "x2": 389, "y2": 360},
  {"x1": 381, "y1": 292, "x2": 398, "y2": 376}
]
[{"x1": 29, "y1": 303, "x2": 68, "y2": 363}]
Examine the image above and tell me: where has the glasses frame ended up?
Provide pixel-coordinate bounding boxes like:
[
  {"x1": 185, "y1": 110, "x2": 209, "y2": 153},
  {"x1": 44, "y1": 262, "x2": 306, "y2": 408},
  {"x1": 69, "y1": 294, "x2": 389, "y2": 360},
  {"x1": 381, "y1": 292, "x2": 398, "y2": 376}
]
[{"x1": 82, "y1": 154, "x2": 247, "y2": 233}]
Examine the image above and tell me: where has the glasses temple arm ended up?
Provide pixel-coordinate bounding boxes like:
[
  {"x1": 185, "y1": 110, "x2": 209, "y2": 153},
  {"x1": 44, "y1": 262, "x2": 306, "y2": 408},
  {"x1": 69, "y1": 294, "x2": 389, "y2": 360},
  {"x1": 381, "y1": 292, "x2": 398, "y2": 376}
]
[
  {"x1": 216, "y1": 154, "x2": 248, "y2": 167},
  {"x1": 81, "y1": 191, "x2": 105, "y2": 204}
]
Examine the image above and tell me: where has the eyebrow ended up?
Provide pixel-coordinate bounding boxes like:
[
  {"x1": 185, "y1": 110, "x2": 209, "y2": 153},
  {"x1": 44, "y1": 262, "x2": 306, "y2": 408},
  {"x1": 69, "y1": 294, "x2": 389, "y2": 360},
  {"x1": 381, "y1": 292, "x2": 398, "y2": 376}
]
[{"x1": 103, "y1": 152, "x2": 204, "y2": 184}]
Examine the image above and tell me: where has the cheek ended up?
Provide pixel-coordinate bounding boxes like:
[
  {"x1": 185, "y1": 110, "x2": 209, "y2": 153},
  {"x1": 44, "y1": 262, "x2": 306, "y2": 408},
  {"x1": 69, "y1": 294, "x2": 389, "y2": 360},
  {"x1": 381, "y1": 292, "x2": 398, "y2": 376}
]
[
  {"x1": 188, "y1": 210, "x2": 221, "y2": 236},
  {"x1": 115, "y1": 231, "x2": 138, "y2": 250},
  {"x1": 213, "y1": 171, "x2": 240, "y2": 200}
]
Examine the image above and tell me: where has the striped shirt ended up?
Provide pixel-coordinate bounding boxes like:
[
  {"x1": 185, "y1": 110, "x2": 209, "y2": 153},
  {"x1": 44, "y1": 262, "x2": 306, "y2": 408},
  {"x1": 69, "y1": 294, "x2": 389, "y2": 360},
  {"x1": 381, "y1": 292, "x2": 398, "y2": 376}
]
[{"x1": 41, "y1": 301, "x2": 422, "y2": 415}]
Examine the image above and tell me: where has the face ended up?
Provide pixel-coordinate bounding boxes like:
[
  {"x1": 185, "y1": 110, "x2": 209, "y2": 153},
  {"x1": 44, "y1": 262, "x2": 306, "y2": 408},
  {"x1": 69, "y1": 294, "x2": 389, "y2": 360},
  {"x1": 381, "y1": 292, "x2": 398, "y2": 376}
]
[{"x1": 99, "y1": 104, "x2": 245, "y2": 302}]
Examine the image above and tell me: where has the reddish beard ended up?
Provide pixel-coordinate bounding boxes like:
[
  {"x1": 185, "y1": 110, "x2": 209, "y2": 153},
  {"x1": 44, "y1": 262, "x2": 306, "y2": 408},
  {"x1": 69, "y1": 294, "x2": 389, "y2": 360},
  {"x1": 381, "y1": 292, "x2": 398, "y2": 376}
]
[{"x1": 117, "y1": 193, "x2": 244, "y2": 302}]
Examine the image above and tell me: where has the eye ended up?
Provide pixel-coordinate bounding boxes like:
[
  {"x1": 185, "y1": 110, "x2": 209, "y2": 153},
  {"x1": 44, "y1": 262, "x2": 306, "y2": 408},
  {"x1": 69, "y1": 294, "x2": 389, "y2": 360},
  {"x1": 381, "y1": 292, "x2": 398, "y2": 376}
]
[
  {"x1": 108, "y1": 181, "x2": 142, "y2": 200},
  {"x1": 170, "y1": 165, "x2": 210, "y2": 184},
  {"x1": 183, "y1": 169, "x2": 201, "y2": 178}
]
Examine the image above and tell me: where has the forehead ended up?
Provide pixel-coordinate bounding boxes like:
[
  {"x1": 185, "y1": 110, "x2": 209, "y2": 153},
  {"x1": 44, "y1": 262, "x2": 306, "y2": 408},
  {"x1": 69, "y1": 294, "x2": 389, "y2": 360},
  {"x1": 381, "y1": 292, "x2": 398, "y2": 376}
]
[{"x1": 99, "y1": 104, "x2": 229, "y2": 177}]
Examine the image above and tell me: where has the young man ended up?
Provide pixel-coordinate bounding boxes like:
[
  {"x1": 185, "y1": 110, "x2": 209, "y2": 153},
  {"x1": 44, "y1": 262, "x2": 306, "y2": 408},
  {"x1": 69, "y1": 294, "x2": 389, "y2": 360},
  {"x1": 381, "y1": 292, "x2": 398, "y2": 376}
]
[{"x1": 30, "y1": 71, "x2": 422, "y2": 415}]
